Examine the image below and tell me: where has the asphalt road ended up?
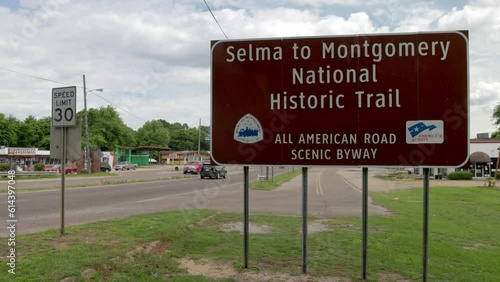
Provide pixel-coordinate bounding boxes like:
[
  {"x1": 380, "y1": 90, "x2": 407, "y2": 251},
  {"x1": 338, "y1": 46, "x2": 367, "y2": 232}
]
[{"x1": 0, "y1": 166, "x2": 387, "y2": 236}]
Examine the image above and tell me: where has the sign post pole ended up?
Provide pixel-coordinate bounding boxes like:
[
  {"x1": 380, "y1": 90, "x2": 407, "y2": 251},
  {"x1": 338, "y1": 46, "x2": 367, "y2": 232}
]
[
  {"x1": 302, "y1": 167, "x2": 308, "y2": 274},
  {"x1": 60, "y1": 127, "x2": 66, "y2": 235},
  {"x1": 422, "y1": 168, "x2": 430, "y2": 281},
  {"x1": 243, "y1": 166, "x2": 249, "y2": 268},
  {"x1": 51, "y1": 86, "x2": 76, "y2": 236},
  {"x1": 362, "y1": 167, "x2": 369, "y2": 281}
]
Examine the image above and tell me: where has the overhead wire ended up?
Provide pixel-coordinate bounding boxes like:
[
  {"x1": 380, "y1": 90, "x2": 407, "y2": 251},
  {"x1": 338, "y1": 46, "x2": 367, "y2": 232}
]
[
  {"x1": 203, "y1": 0, "x2": 229, "y2": 39},
  {"x1": 0, "y1": 65, "x2": 146, "y2": 122},
  {"x1": 1, "y1": 1, "x2": 227, "y2": 122},
  {"x1": 0, "y1": 66, "x2": 74, "y2": 86}
]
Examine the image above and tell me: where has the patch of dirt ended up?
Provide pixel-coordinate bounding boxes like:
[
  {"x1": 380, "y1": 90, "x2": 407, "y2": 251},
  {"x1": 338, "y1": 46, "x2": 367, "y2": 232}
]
[
  {"x1": 177, "y1": 257, "x2": 349, "y2": 282},
  {"x1": 377, "y1": 272, "x2": 414, "y2": 281},
  {"x1": 221, "y1": 220, "x2": 336, "y2": 235},
  {"x1": 307, "y1": 220, "x2": 333, "y2": 234},
  {"x1": 52, "y1": 241, "x2": 70, "y2": 250},
  {"x1": 220, "y1": 222, "x2": 273, "y2": 234},
  {"x1": 186, "y1": 211, "x2": 222, "y2": 230},
  {"x1": 82, "y1": 268, "x2": 97, "y2": 279},
  {"x1": 114, "y1": 239, "x2": 170, "y2": 263},
  {"x1": 463, "y1": 242, "x2": 491, "y2": 250}
]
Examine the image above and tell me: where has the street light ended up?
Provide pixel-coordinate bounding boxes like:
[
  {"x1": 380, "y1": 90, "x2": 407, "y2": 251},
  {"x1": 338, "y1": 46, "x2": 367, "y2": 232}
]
[{"x1": 83, "y1": 74, "x2": 103, "y2": 174}]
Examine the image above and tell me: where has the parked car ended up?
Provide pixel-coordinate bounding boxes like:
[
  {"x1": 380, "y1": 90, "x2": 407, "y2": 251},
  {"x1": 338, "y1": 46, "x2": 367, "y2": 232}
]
[
  {"x1": 100, "y1": 163, "x2": 112, "y2": 173},
  {"x1": 46, "y1": 164, "x2": 77, "y2": 174},
  {"x1": 114, "y1": 161, "x2": 137, "y2": 171},
  {"x1": 184, "y1": 161, "x2": 202, "y2": 174},
  {"x1": 200, "y1": 165, "x2": 227, "y2": 179}
]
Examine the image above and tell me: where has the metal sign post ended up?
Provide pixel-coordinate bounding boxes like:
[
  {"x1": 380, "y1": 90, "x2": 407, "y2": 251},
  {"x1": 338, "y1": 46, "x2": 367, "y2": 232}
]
[
  {"x1": 362, "y1": 167, "x2": 369, "y2": 280},
  {"x1": 243, "y1": 166, "x2": 249, "y2": 268},
  {"x1": 422, "y1": 168, "x2": 430, "y2": 281},
  {"x1": 302, "y1": 167, "x2": 308, "y2": 274},
  {"x1": 51, "y1": 86, "x2": 77, "y2": 236},
  {"x1": 60, "y1": 127, "x2": 66, "y2": 235}
]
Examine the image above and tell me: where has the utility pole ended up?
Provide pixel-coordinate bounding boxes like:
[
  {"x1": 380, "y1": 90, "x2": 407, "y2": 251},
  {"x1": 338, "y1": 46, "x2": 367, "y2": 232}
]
[
  {"x1": 198, "y1": 118, "x2": 201, "y2": 160},
  {"x1": 83, "y1": 75, "x2": 103, "y2": 174},
  {"x1": 83, "y1": 75, "x2": 90, "y2": 174}
]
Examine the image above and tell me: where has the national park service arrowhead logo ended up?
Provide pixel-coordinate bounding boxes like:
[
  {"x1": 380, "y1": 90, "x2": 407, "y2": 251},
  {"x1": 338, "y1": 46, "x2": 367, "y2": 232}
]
[{"x1": 234, "y1": 113, "x2": 264, "y2": 144}]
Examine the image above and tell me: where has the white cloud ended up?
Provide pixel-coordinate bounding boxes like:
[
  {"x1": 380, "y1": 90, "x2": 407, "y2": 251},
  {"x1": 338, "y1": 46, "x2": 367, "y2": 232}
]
[{"x1": 0, "y1": 0, "x2": 498, "y2": 140}]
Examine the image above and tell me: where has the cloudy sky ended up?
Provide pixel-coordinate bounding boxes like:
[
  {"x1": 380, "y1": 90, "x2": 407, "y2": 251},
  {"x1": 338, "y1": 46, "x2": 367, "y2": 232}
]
[{"x1": 0, "y1": 0, "x2": 498, "y2": 138}]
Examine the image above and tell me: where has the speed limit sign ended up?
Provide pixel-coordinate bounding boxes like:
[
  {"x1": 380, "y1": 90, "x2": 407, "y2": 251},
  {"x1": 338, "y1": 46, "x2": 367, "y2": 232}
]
[{"x1": 52, "y1": 86, "x2": 77, "y2": 127}]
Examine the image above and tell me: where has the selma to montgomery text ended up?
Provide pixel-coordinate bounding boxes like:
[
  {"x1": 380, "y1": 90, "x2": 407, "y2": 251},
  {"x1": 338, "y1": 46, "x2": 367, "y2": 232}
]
[{"x1": 224, "y1": 39, "x2": 452, "y2": 111}]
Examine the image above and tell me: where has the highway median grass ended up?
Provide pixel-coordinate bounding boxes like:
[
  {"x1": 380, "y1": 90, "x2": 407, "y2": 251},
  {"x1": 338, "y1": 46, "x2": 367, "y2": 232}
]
[
  {"x1": 250, "y1": 168, "x2": 302, "y2": 190},
  {"x1": 0, "y1": 186, "x2": 498, "y2": 281}
]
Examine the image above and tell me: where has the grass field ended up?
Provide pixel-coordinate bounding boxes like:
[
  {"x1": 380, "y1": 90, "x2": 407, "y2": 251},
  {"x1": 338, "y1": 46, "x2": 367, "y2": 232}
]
[{"x1": 0, "y1": 186, "x2": 498, "y2": 281}]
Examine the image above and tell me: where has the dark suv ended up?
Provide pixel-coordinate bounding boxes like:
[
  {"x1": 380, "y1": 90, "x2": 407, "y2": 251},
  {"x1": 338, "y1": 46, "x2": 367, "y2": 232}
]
[
  {"x1": 200, "y1": 165, "x2": 227, "y2": 179},
  {"x1": 100, "y1": 163, "x2": 112, "y2": 173}
]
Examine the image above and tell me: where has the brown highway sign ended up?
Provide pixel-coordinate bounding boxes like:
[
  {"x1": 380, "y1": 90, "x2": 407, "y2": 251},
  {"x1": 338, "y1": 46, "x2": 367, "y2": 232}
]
[{"x1": 211, "y1": 31, "x2": 469, "y2": 167}]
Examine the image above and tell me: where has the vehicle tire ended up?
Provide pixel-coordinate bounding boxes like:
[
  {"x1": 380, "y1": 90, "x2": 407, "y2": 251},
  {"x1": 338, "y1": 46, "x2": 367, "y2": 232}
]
[
  {"x1": 115, "y1": 169, "x2": 118, "y2": 171},
  {"x1": 201, "y1": 175, "x2": 204, "y2": 179}
]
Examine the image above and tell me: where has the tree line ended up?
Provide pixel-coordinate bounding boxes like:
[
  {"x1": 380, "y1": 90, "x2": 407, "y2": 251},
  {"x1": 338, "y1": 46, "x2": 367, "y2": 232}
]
[{"x1": 0, "y1": 106, "x2": 210, "y2": 152}]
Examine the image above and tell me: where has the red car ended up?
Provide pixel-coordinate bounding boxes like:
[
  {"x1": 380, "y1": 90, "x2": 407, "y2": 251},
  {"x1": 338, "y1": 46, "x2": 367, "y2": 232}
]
[
  {"x1": 183, "y1": 161, "x2": 202, "y2": 174},
  {"x1": 46, "y1": 164, "x2": 77, "y2": 174}
]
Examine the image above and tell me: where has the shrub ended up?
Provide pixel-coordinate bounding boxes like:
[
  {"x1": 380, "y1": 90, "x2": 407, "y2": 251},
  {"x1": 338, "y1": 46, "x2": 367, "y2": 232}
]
[
  {"x1": 0, "y1": 163, "x2": 11, "y2": 171},
  {"x1": 34, "y1": 163, "x2": 45, "y2": 171},
  {"x1": 447, "y1": 171, "x2": 473, "y2": 180}
]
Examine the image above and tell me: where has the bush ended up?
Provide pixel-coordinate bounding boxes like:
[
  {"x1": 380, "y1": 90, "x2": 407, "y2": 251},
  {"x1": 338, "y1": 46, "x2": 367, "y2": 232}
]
[
  {"x1": 0, "y1": 163, "x2": 11, "y2": 171},
  {"x1": 34, "y1": 163, "x2": 45, "y2": 171},
  {"x1": 447, "y1": 171, "x2": 473, "y2": 180}
]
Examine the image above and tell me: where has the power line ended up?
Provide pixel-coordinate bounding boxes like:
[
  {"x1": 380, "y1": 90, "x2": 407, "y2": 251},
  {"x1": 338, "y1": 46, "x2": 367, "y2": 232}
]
[
  {"x1": 0, "y1": 65, "x2": 147, "y2": 122},
  {"x1": 203, "y1": 0, "x2": 228, "y2": 39},
  {"x1": 0, "y1": 66, "x2": 74, "y2": 86},
  {"x1": 93, "y1": 92, "x2": 147, "y2": 122}
]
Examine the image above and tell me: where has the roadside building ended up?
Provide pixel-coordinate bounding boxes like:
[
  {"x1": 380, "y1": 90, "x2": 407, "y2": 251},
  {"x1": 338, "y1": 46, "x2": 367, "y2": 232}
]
[
  {"x1": 0, "y1": 146, "x2": 51, "y2": 171},
  {"x1": 115, "y1": 146, "x2": 171, "y2": 166},
  {"x1": 466, "y1": 138, "x2": 500, "y2": 177},
  {"x1": 159, "y1": 150, "x2": 210, "y2": 165}
]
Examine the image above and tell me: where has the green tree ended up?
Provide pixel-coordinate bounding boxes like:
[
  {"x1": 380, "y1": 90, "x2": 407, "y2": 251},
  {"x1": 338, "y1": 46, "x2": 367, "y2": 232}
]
[
  {"x1": 169, "y1": 128, "x2": 195, "y2": 150},
  {"x1": 136, "y1": 120, "x2": 170, "y2": 147},
  {"x1": 492, "y1": 104, "x2": 500, "y2": 139},
  {"x1": 0, "y1": 114, "x2": 19, "y2": 146},
  {"x1": 79, "y1": 106, "x2": 136, "y2": 151},
  {"x1": 35, "y1": 116, "x2": 51, "y2": 149},
  {"x1": 18, "y1": 116, "x2": 38, "y2": 147},
  {"x1": 164, "y1": 122, "x2": 210, "y2": 151},
  {"x1": 16, "y1": 116, "x2": 51, "y2": 149}
]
